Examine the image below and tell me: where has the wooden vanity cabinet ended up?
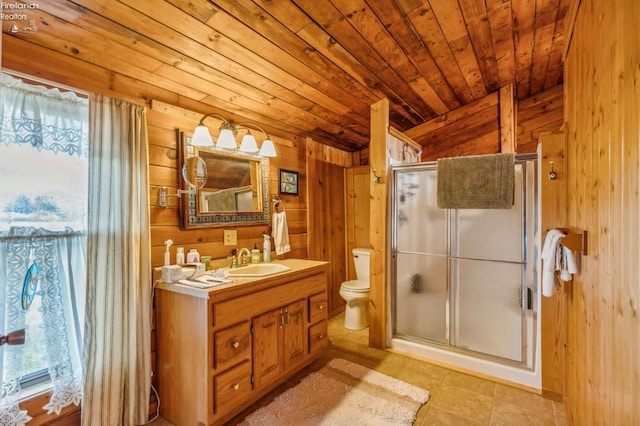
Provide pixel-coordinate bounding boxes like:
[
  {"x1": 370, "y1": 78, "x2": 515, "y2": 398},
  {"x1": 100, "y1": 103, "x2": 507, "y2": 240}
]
[{"x1": 156, "y1": 261, "x2": 328, "y2": 426}]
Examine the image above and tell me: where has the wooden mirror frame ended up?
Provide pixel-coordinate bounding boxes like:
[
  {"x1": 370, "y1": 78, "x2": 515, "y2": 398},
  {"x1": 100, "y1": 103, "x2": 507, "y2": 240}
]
[{"x1": 177, "y1": 129, "x2": 270, "y2": 229}]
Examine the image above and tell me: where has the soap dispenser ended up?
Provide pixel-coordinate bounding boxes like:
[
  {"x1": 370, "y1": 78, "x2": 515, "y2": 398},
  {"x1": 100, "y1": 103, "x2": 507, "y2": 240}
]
[{"x1": 251, "y1": 243, "x2": 261, "y2": 263}]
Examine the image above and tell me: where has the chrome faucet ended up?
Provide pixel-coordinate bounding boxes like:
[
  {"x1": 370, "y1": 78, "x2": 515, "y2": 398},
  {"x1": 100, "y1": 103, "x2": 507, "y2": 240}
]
[{"x1": 235, "y1": 247, "x2": 251, "y2": 267}]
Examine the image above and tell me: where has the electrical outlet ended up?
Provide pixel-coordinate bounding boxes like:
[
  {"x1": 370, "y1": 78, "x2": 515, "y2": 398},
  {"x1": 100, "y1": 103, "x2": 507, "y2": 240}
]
[{"x1": 224, "y1": 229, "x2": 237, "y2": 246}]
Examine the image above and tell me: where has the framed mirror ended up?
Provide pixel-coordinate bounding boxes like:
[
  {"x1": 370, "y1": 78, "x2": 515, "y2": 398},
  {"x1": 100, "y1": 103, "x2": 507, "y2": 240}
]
[{"x1": 178, "y1": 130, "x2": 270, "y2": 229}]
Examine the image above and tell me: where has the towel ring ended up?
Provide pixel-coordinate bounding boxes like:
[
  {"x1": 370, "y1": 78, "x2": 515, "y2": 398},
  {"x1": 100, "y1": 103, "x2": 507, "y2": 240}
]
[{"x1": 272, "y1": 198, "x2": 285, "y2": 212}]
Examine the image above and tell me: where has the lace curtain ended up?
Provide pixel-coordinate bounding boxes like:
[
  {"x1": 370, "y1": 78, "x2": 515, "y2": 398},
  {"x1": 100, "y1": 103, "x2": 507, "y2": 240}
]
[{"x1": 0, "y1": 72, "x2": 87, "y2": 424}]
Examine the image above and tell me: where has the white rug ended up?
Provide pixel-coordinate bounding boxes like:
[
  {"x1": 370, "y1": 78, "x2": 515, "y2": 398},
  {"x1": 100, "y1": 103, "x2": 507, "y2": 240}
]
[{"x1": 241, "y1": 358, "x2": 430, "y2": 425}]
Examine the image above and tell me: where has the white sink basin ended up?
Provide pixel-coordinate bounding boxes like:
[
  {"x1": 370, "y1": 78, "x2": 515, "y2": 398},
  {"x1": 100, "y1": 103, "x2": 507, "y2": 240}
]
[{"x1": 225, "y1": 263, "x2": 292, "y2": 277}]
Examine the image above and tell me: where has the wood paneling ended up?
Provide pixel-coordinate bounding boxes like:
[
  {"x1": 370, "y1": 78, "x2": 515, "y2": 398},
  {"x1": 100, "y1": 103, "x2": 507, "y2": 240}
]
[
  {"x1": 345, "y1": 166, "x2": 371, "y2": 282},
  {"x1": 306, "y1": 138, "x2": 352, "y2": 317},
  {"x1": 517, "y1": 85, "x2": 565, "y2": 153},
  {"x1": 2, "y1": 0, "x2": 572, "y2": 151},
  {"x1": 563, "y1": 0, "x2": 640, "y2": 423},
  {"x1": 404, "y1": 86, "x2": 564, "y2": 160},
  {"x1": 540, "y1": 131, "x2": 568, "y2": 401}
]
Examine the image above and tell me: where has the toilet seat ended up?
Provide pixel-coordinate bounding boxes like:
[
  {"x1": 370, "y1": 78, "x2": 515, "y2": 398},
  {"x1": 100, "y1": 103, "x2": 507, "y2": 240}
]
[{"x1": 341, "y1": 279, "x2": 369, "y2": 292}]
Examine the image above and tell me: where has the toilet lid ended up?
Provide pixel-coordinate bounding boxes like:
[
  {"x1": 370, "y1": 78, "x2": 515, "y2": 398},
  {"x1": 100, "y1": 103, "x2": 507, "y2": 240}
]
[{"x1": 341, "y1": 279, "x2": 369, "y2": 292}]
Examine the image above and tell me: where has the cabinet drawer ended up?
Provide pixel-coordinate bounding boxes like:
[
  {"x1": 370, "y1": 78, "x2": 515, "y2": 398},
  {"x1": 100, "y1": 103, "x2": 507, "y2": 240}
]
[
  {"x1": 308, "y1": 292, "x2": 327, "y2": 324},
  {"x1": 214, "y1": 321, "x2": 251, "y2": 372},
  {"x1": 214, "y1": 360, "x2": 252, "y2": 417},
  {"x1": 308, "y1": 319, "x2": 328, "y2": 354}
]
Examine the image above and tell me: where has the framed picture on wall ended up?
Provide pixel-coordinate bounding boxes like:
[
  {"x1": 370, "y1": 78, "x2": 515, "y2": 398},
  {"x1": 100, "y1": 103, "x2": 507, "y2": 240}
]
[{"x1": 279, "y1": 169, "x2": 298, "y2": 195}]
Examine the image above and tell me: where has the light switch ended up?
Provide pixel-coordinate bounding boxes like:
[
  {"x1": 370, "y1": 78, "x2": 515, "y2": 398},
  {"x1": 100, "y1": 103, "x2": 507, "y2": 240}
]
[{"x1": 224, "y1": 230, "x2": 237, "y2": 246}]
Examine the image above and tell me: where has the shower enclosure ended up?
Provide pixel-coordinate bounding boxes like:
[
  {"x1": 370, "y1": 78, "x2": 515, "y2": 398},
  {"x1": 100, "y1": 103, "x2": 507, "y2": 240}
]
[{"x1": 389, "y1": 154, "x2": 540, "y2": 387}]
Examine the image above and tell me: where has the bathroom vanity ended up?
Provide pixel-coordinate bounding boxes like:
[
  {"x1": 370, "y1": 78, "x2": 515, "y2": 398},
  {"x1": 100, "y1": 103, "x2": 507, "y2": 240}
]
[{"x1": 155, "y1": 259, "x2": 329, "y2": 425}]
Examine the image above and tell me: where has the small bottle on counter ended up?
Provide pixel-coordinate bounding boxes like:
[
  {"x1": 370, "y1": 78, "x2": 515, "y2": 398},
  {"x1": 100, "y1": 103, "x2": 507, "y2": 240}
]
[
  {"x1": 251, "y1": 243, "x2": 261, "y2": 263},
  {"x1": 263, "y1": 234, "x2": 271, "y2": 263},
  {"x1": 176, "y1": 247, "x2": 185, "y2": 265},
  {"x1": 186, "y1": 248, "x2": 200, "y2": 263}
]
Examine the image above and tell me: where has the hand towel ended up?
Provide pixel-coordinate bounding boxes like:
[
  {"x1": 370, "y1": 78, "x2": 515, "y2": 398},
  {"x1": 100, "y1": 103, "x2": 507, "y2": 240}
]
[
  {"x1": 560, "y1": 246, "x2": 577, "y2": 281},
  {"x1": 272, "y1": 211, "x2": 291, "y2": 255},
  {"x1": 541, "y1": 229, "x2": 565, "y2": 297}
]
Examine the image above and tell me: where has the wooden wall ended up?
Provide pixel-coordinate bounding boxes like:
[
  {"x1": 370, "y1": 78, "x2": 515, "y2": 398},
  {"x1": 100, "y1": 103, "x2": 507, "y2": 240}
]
[
  {"x1": 539, "y1": 131, "x2": 568, "y2": 401},
  {"x1": 563, "y1": 0, "x2": 640, "y2": 423},
  {"x1": 306, "y1": 138, "x2": 354, "y2": 317},
  {"x1": 403, "y1": 85, "x2": 564, "y2": 160},
  {"x1": 345, "y1": 166, "x2": 371, "y2": 281}
]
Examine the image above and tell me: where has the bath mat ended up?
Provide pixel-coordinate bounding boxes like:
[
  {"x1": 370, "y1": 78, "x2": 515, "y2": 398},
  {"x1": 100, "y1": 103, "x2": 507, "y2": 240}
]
[
  {"x1": 240, "y1": 358, "x2": 430, "y2": 425},
  {"x1": 436, "y1": 153, "x2": 515, "y2": 209}
]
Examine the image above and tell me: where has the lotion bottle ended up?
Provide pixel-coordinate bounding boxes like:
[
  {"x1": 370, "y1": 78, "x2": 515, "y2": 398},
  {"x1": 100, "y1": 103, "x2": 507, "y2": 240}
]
[
  {"x1": 251, "y1": 243, "x2": 261, "y2": 263},
  {"x1": 263, "y1": 234, "x2": 271, "y2": 263}
]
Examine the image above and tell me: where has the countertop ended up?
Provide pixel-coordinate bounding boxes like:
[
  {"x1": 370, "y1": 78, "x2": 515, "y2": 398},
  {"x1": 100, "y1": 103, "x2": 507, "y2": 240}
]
[{"x1": 154, "y1": 258, "x2": 329, "y2": 299}]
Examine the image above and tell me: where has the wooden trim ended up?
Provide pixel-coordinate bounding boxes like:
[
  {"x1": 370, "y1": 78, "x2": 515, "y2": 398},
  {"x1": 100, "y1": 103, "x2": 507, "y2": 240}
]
[
  {"x1": 368, "y1": 99, "x2": 390, "y2": 349},
  {"x1": 562, "y1": 0, "x2": 582, "y2": 62},
  {"x1": 499, "y1": 84, "x2": 516, "y2": 153},
  {"x1": 540, "y1": 130, "x2": 567, "y2": 401}
]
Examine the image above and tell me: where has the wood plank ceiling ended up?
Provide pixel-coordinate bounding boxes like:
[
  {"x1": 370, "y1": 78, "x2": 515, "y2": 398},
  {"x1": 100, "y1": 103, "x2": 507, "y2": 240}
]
[{"x1": 2, "y1": 0, "x2": 571, "y2": 152}]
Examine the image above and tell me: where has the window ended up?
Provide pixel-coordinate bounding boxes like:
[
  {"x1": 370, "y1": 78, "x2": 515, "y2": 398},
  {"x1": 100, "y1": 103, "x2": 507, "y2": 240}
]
[{"x1": 0, "y1": 72, "x2": 87, "y2": 423}]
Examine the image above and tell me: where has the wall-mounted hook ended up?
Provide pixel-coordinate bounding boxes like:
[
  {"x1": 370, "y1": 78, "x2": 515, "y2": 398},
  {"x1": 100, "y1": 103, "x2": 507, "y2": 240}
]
[
  {"x1": 548, "y1": 161, "x2": 556, "y2": 180},
  {"x1": 372, "y1": 168, "x2": 382, "y2": 184}
]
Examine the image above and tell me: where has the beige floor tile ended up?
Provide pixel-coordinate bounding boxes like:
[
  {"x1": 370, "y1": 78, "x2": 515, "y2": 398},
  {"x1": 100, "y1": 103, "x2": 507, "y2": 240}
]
[
  {"x1": 442, "y1": 370, "x2": 497, "y2": 397},
  {"x1": 490, "y1": 400, "x2": 556, "y2": 425},
  {"x1": 430, "y1": 384, "x2": 494, "y2": 424},
  {"x1": 420, "y1": 405, "x2": 486, "y2": 425},
  {"x1": 494, "y1": 383, "x2": 554, "y2": 412}
]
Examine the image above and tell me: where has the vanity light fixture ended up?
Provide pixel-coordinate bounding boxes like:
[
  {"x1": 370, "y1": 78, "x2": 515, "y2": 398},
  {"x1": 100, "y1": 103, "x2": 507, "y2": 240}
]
[{"x1": 191, "y1": 112, "x2": 277, "y2": 157}]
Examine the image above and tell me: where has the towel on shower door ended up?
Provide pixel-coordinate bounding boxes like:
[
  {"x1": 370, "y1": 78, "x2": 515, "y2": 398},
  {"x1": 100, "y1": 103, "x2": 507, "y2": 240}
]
[{"x1": 272, "y1": 211, "x2": 291, "y2": 255}]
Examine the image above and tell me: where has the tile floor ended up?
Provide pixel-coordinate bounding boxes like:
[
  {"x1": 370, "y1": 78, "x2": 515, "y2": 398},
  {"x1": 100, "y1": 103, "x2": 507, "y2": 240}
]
[{"x1": 150, "y1": 313, "x2": 568, "y2": 425}]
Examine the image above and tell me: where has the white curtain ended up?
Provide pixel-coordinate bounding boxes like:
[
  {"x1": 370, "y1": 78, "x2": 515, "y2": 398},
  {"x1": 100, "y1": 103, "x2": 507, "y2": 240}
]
[
  {"x1": 0, "y1": 72, "x2": 87, "y2": 425},
  {"x1": 82, "y1": 95, "x2": 151, "y2": 425}
]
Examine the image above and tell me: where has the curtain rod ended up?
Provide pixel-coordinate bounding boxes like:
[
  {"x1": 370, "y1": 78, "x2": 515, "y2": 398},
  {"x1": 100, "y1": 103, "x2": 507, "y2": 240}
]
[{"x1": 1, "y1": 68, "x2": 89, "y2": 98}]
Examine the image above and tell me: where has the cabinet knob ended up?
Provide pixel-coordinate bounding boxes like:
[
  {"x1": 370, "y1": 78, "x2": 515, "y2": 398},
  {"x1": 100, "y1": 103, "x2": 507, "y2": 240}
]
[
  {"x1": 232, "y1": 341, "x2": 240, "y2": 349},
  {"x1": 318, "y1": 334, "x2": 325, "y2": 339},
  {"x1": 318, "y1": 304, "x2": 324, "y2": 310},
  {"x1": 232, "y1": 383, "x2": 240, "y2": 391}
]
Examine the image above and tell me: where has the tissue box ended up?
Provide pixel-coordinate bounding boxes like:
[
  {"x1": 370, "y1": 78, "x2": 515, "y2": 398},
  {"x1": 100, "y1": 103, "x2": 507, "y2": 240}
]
[{"x1": 161, "y1": 265, "x2": 184, "y2": 284}]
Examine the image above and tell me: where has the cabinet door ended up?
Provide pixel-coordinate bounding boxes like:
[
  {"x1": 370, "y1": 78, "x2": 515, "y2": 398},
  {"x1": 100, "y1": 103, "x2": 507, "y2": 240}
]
[
  {"x1": 283, "y1": 299, "x2": 306, "y2": 370},
  {"x1": 253, "y1": 308, "x2": 283, "y2": 388}
]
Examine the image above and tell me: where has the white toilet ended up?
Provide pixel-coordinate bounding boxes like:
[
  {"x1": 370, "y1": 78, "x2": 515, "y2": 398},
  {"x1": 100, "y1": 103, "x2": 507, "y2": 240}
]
[{"x1": 339, "y1": 248, "x2": 371, "y2": 330}]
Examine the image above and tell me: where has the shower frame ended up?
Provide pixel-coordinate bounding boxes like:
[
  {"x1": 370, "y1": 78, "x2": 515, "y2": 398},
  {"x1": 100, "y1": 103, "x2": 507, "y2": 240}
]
[{"x1": 388, "y1": 153, "x2": 539, "y2": 371}]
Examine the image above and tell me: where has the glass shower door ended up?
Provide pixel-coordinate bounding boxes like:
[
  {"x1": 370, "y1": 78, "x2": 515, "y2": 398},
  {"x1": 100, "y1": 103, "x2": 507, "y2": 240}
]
[
  {"x1": 449, "y1": 163, "x2": 526, "y2": 362},
  {"x1": 392, "y1": 167, "x2": 447, "y2": 343}
]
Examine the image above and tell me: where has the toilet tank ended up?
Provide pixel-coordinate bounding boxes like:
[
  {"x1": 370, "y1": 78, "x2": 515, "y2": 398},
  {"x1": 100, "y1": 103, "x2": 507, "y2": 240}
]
[{"x1": 352, "y1": 248, "x2": 370, "y2": 280}]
